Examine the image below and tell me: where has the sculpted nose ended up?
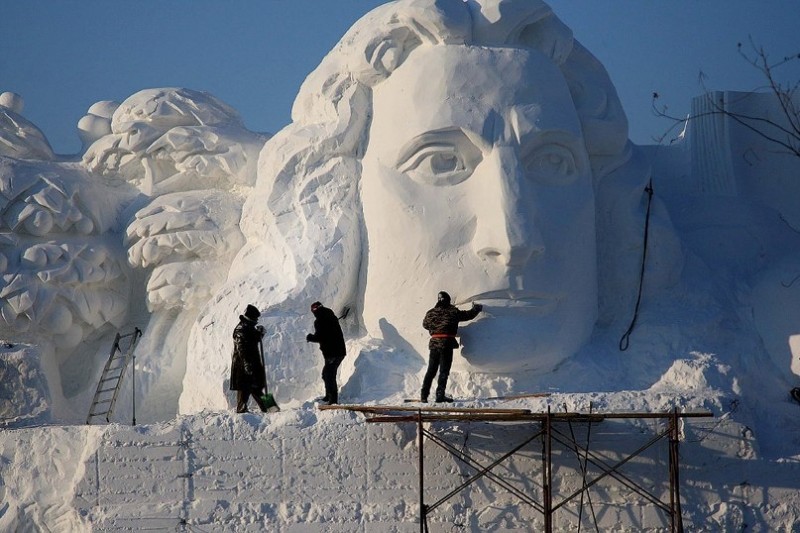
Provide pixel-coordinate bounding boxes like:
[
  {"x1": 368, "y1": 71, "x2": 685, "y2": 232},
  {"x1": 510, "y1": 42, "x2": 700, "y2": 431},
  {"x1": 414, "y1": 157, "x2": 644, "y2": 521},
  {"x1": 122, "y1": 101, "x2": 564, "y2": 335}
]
[{"x1": 471, "y1": 147, "x2": 544, "y2": 267}]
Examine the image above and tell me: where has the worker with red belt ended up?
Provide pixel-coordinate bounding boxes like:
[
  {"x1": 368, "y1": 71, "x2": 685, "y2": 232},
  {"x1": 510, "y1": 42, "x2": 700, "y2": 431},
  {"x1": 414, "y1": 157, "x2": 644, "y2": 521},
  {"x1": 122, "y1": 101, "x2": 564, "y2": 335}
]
[{"x1": 421, "y1": 291, "x2": 483, "y2": 402}]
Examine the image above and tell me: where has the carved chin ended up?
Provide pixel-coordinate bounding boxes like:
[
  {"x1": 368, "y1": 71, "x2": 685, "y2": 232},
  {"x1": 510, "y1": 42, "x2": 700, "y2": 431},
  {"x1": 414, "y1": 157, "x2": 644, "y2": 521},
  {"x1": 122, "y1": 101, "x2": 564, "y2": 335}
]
[{"x1": 457, "y1": 314, "x2": 591, "y2": 374}]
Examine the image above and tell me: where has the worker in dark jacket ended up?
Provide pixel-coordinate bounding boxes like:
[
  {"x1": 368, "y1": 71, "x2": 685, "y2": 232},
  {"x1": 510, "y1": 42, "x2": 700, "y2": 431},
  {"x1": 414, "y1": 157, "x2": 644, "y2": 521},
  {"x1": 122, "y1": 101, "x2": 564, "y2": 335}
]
[
  {"x1": 306, "y1": 301, "x2": 346, "y2": 405},
  {"x1": 230, "y1": 304, "x2": 270, "y2": 413},
  {"x1": 421, "y1": 291, "x2": 483, "y2": 402}
]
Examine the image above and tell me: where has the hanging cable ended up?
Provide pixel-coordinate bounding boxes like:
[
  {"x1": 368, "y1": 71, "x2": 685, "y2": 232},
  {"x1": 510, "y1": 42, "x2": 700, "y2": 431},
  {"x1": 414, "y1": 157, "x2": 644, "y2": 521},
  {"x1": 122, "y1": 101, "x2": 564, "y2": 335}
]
[{"x1": 619, "y1": 180, "x2": 654, "y2": 351}]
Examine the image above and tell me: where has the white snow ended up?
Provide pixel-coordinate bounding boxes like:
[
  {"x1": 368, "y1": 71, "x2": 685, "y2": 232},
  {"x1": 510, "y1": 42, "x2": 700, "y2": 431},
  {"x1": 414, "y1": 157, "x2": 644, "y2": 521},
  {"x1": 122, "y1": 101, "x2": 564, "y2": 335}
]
[{"x1": 2, "y1": 0, "x2": 800, "y2": 530}]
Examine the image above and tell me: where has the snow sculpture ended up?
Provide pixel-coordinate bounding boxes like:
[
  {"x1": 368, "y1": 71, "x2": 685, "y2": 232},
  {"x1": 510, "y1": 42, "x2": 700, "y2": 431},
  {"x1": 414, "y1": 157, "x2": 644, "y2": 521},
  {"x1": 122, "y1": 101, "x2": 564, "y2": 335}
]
[
  {"x1": 1, "y1": 96, "x2": 129, "y2": 424},
  {"x1": 77, "y1": 100, "x2": 118, "y2": 152},
  {"x1": 1, "y1": 88, "x2": 266, "y2": 422},
  {"x1": 361, "y1": 45, "x2": 599, "y2": 374},
  {"x1": 84, "y1": 88, "x2": 265, "y2": 314},
  {"x1": 83, "y1": 88, "x2": 263, "y2": 196},
  {"x1": 0, "y1": 160, "x2": 128, "y2": 347},
  {"x1": 81, "y1": 88, "x2": 267, "y2": 420},
  {"x1": 184, "y1": 0, "x2": 679, "y2": 411},
  {"x1": 0, "y1": 92, "x2": 55, "y2": 161},
  {"x1": 0, "y1": 155, "x2": 131, "y2": 421},
  {"x1": 661, "y1": 91, "x2": 800, "y2": 383}
]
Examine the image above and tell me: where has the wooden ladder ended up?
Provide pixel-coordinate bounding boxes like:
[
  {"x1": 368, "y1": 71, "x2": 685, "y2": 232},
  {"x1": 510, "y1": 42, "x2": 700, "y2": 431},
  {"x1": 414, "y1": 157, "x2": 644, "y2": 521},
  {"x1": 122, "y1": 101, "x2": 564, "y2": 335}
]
[{"x1": 86, "y1": 327, "x2": 142, "y2": 425}]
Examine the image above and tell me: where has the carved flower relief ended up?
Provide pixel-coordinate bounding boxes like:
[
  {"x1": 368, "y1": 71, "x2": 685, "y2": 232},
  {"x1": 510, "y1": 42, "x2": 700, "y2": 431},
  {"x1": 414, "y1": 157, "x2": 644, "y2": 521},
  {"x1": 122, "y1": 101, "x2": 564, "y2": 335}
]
[
  {"x1": 81, "y1": 127, "x2": 159, "y2": 186},
  {"x1": 0, "y1": 166, "x2": 130, "y2": 352},
  {"x1": 0, "y1": 105, "x2": 55, "y2": 161},
  {"x1": 82, "y1": 88, "x2": 264, "y2": 195},
  {"x1": 0, "y1": 240, "x2": 129, "y2": 350},
  {"x1": 125, "y1": 190, "x2": 245, "y2": 311},
  {"x1": 145, "y1": 126, "x2": 262, "y2": 191},
  {"x1": 110, "y1": 88, "x2": 243, "y2": 134},
  {"x1": 0, "y1": 236, "x2": 9, "y2": 273},
  {"x1": 78, "y1": 89, "x2": 266, "y2": 316},
  {"x1": 1, "y1": 173, "x2": 99, "y2": 237}
]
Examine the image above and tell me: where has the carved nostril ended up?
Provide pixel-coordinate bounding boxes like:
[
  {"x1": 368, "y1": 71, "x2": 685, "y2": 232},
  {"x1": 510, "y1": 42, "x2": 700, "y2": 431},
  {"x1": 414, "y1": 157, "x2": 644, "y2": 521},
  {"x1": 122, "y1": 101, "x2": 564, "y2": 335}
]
[
  {"x1": 477, "y1": 248, "x2": 503, "y2": 262},
  {"x1": 476, "y1": 244, "x2": 538, "y2": 267}
]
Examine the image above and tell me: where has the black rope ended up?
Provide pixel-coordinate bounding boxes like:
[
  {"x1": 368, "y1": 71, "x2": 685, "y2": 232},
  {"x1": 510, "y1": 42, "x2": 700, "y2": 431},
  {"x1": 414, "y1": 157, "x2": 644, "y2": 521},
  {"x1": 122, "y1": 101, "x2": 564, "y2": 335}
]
[{"x1": 619, "y1": 180, "x2": 655, "y2": 351}]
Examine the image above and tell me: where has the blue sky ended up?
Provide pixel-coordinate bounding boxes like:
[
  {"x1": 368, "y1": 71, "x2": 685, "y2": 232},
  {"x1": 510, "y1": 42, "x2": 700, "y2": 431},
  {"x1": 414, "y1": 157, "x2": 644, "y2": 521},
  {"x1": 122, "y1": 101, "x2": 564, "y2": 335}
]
[{"x1": 2, "y1": 1, "x2": 798, "y2": 155}]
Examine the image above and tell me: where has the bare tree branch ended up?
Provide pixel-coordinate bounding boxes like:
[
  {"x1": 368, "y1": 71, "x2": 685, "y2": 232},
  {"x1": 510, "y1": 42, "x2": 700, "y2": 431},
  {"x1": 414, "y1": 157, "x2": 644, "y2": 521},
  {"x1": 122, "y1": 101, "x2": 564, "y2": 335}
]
[{"x1": 652, "y1": 38, "x2": 800, "y2": 157}]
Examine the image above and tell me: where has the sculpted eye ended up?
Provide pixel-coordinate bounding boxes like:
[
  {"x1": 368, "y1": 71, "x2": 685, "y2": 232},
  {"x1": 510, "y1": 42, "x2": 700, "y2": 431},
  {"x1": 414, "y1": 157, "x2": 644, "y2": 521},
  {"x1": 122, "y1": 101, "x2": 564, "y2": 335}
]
[
  {"x1": 399, "y1": 145, "x2": 472, "y2": 186},
  {"x1": 425, "y1": 151, "x2": 462, "y2": 174},
  {"x1": 523, "y1": 144, "x2": 581, "y2": 184},
  {"x1": 396, "y1": 131, "x2": 482, "y2": 187}
]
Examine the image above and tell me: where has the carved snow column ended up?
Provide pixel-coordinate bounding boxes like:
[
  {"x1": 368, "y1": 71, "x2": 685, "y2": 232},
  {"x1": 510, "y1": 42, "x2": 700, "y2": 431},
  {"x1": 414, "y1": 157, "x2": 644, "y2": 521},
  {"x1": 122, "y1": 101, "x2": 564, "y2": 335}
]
[{"x1": 689, "y1": 91, "x2": 738, "y2": 196}]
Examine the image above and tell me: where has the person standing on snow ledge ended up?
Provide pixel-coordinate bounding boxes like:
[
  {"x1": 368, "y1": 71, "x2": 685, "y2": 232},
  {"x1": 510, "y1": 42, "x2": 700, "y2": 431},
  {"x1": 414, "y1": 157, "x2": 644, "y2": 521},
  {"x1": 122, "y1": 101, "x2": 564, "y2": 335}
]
[
  {"x1": 306, "y1": 301, "x2": 346, "y2": 405},
  {"x1": 422, "y1": 291, "x2": 483, "y2": 403},
  {"x1": 230, "y1": 304, "x2": 271, "y2": 413}
]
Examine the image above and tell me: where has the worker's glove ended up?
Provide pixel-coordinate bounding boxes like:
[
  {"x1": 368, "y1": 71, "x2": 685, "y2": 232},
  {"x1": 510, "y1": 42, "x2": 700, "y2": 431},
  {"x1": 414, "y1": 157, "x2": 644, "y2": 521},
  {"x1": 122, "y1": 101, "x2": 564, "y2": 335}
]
[
  {"x1": 243, "y1": 363, "x2": 253, "y2": 375},
  {"x1": 306, "y1": 333, "x2": 313, "y2": 342}
]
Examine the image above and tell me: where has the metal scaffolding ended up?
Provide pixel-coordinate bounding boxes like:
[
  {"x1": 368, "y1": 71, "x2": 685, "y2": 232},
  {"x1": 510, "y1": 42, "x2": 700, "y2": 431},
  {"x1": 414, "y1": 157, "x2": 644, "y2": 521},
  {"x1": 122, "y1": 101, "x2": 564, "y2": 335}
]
[{"x1": 321, "y1": 404, "x2": 713, "y2": 532}]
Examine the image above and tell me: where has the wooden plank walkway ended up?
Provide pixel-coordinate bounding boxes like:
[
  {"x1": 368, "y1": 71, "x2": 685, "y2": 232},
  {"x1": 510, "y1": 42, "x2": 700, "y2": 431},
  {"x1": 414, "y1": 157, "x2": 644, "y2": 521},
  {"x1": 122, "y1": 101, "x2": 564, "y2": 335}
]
[
  {"x1": 317, "y1": 404, "x2": 533, "y2": 415},
  {"x1": 317, "y1": 404, "x2": 713, "y2": 424}
]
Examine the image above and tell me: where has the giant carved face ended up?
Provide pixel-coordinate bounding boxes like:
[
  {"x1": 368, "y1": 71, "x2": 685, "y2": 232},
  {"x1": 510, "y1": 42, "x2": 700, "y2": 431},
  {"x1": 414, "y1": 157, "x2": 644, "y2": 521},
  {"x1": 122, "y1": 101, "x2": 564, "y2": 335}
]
[{"x1": 360, "y1": 45, "x2": 598, "y2": 373}]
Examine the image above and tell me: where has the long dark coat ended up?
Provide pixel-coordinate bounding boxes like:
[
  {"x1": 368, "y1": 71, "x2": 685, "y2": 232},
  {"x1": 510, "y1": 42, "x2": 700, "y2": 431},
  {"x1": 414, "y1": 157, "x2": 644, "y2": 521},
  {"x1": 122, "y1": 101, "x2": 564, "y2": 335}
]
[{"x1": 230, "y1": 318, "x2": 266, "y2": 391}]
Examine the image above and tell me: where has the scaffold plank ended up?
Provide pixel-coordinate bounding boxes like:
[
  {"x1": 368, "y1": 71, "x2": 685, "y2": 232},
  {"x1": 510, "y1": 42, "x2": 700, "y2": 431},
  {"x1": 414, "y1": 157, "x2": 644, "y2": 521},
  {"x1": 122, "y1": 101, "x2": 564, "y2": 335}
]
[{"x1": 317, "y1": 404, "x2": 533, "y2": 414}]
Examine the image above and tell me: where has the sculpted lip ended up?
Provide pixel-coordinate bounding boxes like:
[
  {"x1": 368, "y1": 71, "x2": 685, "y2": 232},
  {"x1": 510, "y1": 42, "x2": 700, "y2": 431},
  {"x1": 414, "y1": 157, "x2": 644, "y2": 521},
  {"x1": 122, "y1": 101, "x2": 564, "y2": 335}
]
[{"x1": 458, "y1": 290, "x2": 558, "y2": 313}]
